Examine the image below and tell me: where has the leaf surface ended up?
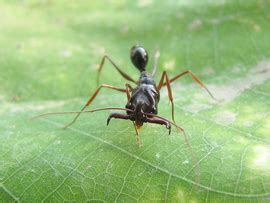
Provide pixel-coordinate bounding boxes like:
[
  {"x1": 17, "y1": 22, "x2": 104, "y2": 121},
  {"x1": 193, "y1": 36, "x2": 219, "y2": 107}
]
[{"x1": 1, "y1": 1, "x2": 270, "y2": 202}]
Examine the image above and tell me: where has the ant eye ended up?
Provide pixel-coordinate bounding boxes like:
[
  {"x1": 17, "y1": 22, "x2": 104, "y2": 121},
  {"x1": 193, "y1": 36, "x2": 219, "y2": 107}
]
[
  {"x1": 151, "y1": 107, "x2": 157, "y2": 114},
  {"x1": 130, "y1": 45, "x2": 148, "y2": 72},
  {"x1": 126, "y1": 103, "x2": 134, "y2": 110}
]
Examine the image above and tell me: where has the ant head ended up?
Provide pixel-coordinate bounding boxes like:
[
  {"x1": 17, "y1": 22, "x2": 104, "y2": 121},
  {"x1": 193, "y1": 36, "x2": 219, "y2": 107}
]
[{"x1": 130, "y1": 45, "x2": 148, "y2": 72}]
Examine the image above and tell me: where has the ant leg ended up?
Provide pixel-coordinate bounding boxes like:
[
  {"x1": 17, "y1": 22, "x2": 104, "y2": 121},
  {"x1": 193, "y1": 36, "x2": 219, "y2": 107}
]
[
  {"x1": 157, "y1": 71, "x2": 176, "y2": 123},
  {"x1": 63, "y1": 84, "x2": 127, "y2": 129},
  {"x1": 162, "y1": 70, "x2": 218, "y2": 101},
  {"x1": 97, "y1": 55, "x2": 137, "y2": 85},
  {"x1": 146, "y1": 117, "x2": 171, "y2": 134},
  {"x1": 125, "y1": 83, "x2": 133, "y2": 101}
]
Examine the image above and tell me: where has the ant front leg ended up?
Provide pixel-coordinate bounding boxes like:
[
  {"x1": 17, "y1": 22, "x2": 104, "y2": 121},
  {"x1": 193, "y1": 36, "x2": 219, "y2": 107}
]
[
  {"x1": 162, "y1": 70, "x2": 218, "y2": 101},
  {"x1": 157, "y1": 71, "x2": 176, "y2": 123},
  {"x1": 125, "y1": 83, "x2": 133, "y2": 101},
  {"x1": 63, "y1": 84, "x2": 127, "y2": 129},
  {"x1": 97, "y1": 55, "x2": 137, "y2": 85}
]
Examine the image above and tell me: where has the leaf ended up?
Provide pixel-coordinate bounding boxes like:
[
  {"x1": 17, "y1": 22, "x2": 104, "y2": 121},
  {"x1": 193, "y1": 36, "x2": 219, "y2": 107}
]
[{"x1": 1, "y1": 1, "x2": 270, "y2": 202}]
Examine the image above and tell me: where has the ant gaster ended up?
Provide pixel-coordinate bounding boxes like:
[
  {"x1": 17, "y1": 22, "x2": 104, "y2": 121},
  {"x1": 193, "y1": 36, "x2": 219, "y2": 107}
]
[{"x1": 34, "y1": 45, "x2": 217, "y2": 146}]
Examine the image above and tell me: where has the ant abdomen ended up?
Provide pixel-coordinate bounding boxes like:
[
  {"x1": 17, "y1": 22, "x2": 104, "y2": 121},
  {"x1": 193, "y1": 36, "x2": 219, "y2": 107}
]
[{"x1": 130, "y1": 45, "x2": 148, "y2": 72}]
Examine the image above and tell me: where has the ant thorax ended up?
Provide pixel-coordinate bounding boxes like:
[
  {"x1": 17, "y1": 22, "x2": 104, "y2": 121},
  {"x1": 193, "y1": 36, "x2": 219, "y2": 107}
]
[
  {"x1": 126, "y1": 73, "x2": 160, "y2": 117},
  {"x1": 139, "y1": 71, "x2": 156, "y2": 86}
]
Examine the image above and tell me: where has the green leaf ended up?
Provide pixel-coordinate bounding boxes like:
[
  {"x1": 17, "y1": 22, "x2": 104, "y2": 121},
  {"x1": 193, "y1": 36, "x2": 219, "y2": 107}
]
[{"x1": 1, "y1": 1, "x2": 270, "y2": 202}]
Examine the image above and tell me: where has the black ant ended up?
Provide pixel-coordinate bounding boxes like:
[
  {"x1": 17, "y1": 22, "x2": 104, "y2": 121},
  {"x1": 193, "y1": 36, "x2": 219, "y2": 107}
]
[
  {"x1": 34, "y1": 45, "x2": 217, "y2": 184},
  {"x1": 34, "y1": 45, "x2": 217, "y2": 146}
]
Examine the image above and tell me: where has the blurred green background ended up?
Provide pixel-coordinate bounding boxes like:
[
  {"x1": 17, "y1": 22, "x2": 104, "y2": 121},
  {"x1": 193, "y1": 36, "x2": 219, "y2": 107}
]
[
  {"x1": 1, "y1": 0, "x2": 270, "y2": 202},
  {"x1": 1, "y1": 0, "x2": 269, "y2": 102}
]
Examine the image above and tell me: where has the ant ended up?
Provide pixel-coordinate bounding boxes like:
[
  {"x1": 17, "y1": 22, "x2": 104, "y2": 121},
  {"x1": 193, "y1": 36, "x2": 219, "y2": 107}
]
[
  {"x1": 34, "y1": 45, "x2": 218, "y2": 184},
  {"x1": 34, "y1": 45, "x2": 217, "y2": 146}
]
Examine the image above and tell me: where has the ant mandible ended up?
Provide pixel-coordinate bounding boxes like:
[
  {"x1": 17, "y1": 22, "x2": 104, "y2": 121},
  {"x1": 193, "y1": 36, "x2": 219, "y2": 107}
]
[{"x1": 34, "y1": 45, "x2": 217, "y2": 146}]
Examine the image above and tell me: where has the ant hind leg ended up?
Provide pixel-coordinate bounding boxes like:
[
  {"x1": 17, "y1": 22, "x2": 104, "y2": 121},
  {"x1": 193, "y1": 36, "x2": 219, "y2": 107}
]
[
  {"x1": 163, "y1": 70, "x2": 218, "y2": 101},
  {"x1": 97, "y1": 55, "x2": 137, "y2": 85}
]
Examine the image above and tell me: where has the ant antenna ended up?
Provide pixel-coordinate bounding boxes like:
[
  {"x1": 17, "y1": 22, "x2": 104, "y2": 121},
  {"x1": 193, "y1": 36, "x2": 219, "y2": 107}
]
[{"x1": 32, "y1": 107, "x2": 133, "y2": 120}]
